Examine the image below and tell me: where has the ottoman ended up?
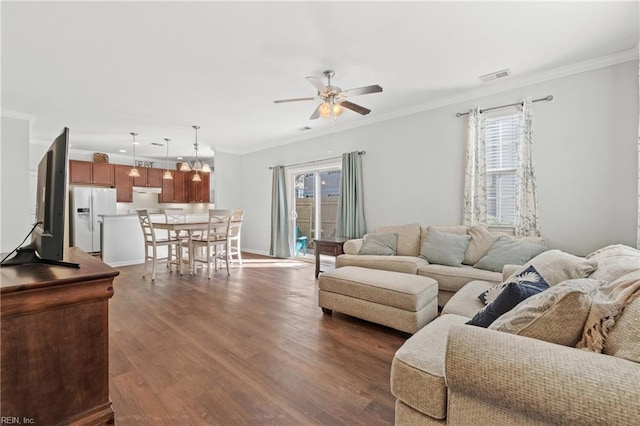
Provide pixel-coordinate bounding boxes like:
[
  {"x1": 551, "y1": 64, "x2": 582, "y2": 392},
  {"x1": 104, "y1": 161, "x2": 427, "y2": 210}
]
[{"x1": 318, "y1": 266, "x2": 438, "y2": 333}]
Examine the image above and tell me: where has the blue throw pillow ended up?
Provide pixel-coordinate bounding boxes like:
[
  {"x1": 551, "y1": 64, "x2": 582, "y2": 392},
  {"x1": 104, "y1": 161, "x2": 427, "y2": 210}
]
[{"x1": 468, "y1": 266, "x2": 550, "y2": 328}]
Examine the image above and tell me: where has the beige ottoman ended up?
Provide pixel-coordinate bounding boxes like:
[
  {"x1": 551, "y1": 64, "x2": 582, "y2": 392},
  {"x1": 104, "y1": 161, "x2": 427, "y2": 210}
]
[{"x1": 318, "y1": 266, "x2": 438, "y2": 333}]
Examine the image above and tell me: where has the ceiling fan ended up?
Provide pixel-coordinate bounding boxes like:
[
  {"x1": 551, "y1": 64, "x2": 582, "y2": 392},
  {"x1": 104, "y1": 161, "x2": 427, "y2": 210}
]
[{"x1": 274, "y1": 70, "x2": 383, "y2": 120}]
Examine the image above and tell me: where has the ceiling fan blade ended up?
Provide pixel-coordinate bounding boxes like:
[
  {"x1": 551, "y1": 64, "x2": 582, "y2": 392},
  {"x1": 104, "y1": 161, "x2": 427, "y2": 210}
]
[
  {"x1": 343, "y1": 84, "x2": 383, "y2": 97},
  {"x1": 309, "y1": 104, "x2": 321, "y2": 120},
  {"x1": 274, "y1": 97, "x2": 316, "y2": 104},
  {"x1": 340, "y1": 100, "x2": 371, "y2": 115},
  {"x1": 306, "y1": 76, "x2": 327, "y2": 93}
]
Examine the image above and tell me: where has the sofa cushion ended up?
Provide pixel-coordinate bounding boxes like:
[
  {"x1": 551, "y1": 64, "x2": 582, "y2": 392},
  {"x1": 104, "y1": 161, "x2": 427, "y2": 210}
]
[
  {"x1": 337, "y1": 254, "x2": 428, "y2": 275},
  {"x1": 390, "y1": 314, "x2": 469, "y2": 419},
  {"x1": 507, "y1": 249, "x2": 598, "y2": 286},
  {"x1": 358, "y1": 233, "x2": 398, "y2": 256},
  {"x1": 586, "y1": 244, "x2": 640, "y2": 283},
  {"x1": 604, "y1": 293, "x2": 640, "y2": 363},
  {"x1": 419, "y1": 228, "x2": 471, "y2": 267},
  {"x1": 420, "y1": 225, "x2": 468, "y2": 249},
  {"x1": 375, "y1": 223, "x2": 422, "y2": 256},
  {"x1": 489, "y1": 278, "x2": 601, "y2": 346},
  {"x1": 474, "y1": 237, "x2": 548, "y2": 273},
  {"x1": 441, "y1": 280, "x2": 492, "y2": 318},
  {"x1": 467, "y1": 274, "x2": 549, "y2": 328},
  {"x1": 463, "y1": 225, "x2": 501, "y2": 265},
  {"x1": 417, "y1": 264, "x2": 501, "y2": 293}
]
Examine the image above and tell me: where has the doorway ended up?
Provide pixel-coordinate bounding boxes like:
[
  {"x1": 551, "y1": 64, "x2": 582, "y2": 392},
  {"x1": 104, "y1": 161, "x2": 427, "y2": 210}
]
[{"x1": 288, "y1": 163, "x2": 341, "y2": 259}]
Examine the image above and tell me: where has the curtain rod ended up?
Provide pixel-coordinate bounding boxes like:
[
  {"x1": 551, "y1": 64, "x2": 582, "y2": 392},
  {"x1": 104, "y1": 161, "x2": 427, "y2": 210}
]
[
  {"x1": 455, "y1": 95, "x2": 553, "y2": 118},
  {"x1": 268, "y1": 151, "x2": 366, "y2": 170}
]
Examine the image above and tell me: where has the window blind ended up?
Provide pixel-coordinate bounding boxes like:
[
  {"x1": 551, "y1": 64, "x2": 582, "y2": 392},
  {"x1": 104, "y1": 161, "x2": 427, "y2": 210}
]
[{"x1": 485, "y1": 113, "x2": 519, "y2": 225}]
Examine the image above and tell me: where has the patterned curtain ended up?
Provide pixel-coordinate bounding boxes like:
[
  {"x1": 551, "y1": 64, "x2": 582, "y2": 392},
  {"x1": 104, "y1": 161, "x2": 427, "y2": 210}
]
[
  {"x1": 269, "y1": 166, "x2": 291, "y2": 258},
  {"x1": 515, "y1": 98, "x2": 541, "y2": 237},
  {"x1": 336, "y1": 151, "x2": 366, "y2": 238},
  {"x1": 462, "y1": 108, "x2": 488, "y2": 226}
]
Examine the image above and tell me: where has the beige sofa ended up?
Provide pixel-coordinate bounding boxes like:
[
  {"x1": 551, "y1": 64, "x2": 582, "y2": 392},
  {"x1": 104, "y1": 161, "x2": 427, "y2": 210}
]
[
  {"x1": 391, "y1": 244, "x2": 640, "y2": 425},
  {"x1": 337, "y1": 223, "x2": 547, "y2": 306}
]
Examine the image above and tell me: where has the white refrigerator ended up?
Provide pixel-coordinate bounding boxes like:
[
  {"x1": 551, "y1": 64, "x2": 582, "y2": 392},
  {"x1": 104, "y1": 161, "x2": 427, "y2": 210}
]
[{"x1": 70, "y1": 187, "x2": 117, "y2": 253}]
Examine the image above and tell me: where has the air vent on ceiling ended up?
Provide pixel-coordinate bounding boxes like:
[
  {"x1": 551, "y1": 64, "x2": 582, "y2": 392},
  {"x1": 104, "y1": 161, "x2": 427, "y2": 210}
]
[
  {"x1": 151, "y1": 142, "x2": 164, "y2": 146},
  {"x1": 297, "y1": 126, "x2": 312, "y2": 131},
  {"x1": 479, "y1": 68, "x2": 511, "y2": 83}
]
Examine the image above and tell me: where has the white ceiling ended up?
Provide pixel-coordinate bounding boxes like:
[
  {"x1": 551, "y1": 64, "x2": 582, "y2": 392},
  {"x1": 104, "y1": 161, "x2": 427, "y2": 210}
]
[{"x1": 2, "y1": 1, "x2": 638, "y2": 160}]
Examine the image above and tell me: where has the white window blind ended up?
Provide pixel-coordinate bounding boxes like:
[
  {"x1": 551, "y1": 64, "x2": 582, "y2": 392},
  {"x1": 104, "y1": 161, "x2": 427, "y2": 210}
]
[{"x1": 485, "y1": 113, "x2": 519, "y2": 225}]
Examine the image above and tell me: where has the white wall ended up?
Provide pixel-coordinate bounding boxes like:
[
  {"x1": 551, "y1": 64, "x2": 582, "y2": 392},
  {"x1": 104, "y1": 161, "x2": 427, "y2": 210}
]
[
  {"x1": 1, "y1": 116, "x2": 32, "y2": 252},
  {"x1": 230, "y1": 60, "x2": 638, "y2": 256}
]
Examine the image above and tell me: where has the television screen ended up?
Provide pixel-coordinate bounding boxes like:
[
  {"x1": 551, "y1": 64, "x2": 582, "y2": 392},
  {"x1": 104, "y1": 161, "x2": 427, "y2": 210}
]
[{"x1": 1, "y1": 127, "x2": 79, "y2": 268}]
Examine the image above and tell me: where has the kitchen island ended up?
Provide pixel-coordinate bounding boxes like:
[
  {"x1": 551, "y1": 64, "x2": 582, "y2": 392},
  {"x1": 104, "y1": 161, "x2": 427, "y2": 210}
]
[{"x1": 100, "y1": 213, "x2": 208, "y2": 267}]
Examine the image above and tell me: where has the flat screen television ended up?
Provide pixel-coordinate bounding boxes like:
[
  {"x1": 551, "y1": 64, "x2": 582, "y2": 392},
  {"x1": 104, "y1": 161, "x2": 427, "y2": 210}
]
[{"x1": 1, "y1": 127, "x2": 79, "y2": 268}]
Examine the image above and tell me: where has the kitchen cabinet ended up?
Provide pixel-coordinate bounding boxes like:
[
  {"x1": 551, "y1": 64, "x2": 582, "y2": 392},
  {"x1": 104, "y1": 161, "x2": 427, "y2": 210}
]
[
  {"x1": 133, "y1": 167, "x2": 163, "y2": 188},
  {"x1": 160, "y1": 171, "x2": 175, "y2": 203},
  {"x1": 188, "y1": 171, "x2": 210, "y2": 203},
  {"x1": 173, "y1": 172, "x2": 188, "y2": 202},
  {"x1": 69, "y1": 160, "x2": 114, "y2": 186},
  {"x1": 114, "y1": 165, "x2": 133, "y2": 202}
]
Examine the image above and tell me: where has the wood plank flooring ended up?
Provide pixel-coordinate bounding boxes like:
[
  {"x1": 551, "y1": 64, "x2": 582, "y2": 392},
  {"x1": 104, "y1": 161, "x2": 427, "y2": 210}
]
[{"x1": 109, "y1": 253, "x2": 409, "y2": 425}]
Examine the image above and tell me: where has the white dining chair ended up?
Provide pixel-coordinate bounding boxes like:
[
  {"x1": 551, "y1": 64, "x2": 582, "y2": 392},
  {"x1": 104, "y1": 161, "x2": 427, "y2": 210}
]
[
  {"x1": 163, "y1": 208, "x2": 188, "y2": 273},
  {"x1": 137, "y1": 209, "x2": 182, "y2": 280},
  {"x1": 227, "y1": 209, "x2": 246, "y2": 264},
  {"x1": 191, "y1": 210, "x2": 233, "y2": 277}
]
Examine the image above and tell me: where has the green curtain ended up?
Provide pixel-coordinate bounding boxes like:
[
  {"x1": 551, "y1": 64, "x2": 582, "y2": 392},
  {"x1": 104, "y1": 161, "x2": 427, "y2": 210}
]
[
  {"x1": 336, "y1": 151, "x2": 366, "y2": 238},
  {"x1": 269, "y1": 166, "x2": 291, "y2": 258}
]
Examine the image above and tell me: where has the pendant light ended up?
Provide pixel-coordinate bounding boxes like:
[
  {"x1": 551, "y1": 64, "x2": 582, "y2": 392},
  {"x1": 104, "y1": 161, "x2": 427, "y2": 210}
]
[
  {"x1": 180, "y1": 125, "x2": 211, "y2": 179},
  {"x1": 128, "y1": 132, "x2": 140, "y2": 178},
  {"x1": 162, "y1": 138, "x2": 173, "y2": 180}
]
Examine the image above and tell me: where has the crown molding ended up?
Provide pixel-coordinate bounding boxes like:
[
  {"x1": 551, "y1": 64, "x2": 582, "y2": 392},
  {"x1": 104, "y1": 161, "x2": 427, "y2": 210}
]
[{"x1": 240, "y1": 48, "x2": 639, "y2": 155}]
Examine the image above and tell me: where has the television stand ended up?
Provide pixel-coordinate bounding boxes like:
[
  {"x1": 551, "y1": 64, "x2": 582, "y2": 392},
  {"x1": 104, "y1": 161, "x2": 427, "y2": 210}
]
[
  {"x1": 1, "y1": 248, "x2": 118, "y2": 425},
  {"x1": 0, "y1": 243, "x2": 80, "y2": 268}
]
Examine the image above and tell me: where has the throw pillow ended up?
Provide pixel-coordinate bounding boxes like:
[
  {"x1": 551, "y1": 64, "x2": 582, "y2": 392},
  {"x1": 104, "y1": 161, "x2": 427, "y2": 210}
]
[
  {"x1": 463, "y1": 225, "x2": 501, "y2": 266},
  {"x1": 358, "y1": 233, "x2": 398, "y2": 256},
  {"x1": 419, "y1": 228, "x2": 471, "y2": 267},
  {"x1": 478, "y1": 265, "x2": 549, "y2": 305},
  {"x1": 467, "y1": 273, "x2": 550, "y2": 328},
  {"x1": 474, "y1": 237, "x2": 548, "y2": 273},
  {"x1": 489, "y1": 278, "x2": 601, "y2": 347},
  {"x1": 507, "y1": 249, "x2": 598, "y2": 286}
]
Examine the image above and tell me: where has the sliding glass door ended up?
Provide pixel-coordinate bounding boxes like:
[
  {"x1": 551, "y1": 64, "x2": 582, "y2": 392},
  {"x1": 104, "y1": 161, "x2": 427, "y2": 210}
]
[{"x1": 289, "y1": 163, "x2": 341, "y2": 257}]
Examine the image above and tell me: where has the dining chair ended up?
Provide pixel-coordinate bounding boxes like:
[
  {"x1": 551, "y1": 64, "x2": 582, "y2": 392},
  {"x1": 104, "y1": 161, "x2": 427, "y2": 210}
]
[
  {"x1": 163, "y1": 208, "x2": 187, "y2": 273},
  {"x1": 191, "y1": 209, "x2": 233, "y2": 278},
  {"x1": 137, "y1": 209, "x2": 182, "y2": 280},
  {"x1": 227, "y1": 209, "x2": 246, "y2": 264}
]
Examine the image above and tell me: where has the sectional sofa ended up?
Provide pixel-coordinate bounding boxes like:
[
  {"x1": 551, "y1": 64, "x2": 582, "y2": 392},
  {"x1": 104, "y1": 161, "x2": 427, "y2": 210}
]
[{"x1": 333, "y1": 224, "x2": 639, "y2": 425}]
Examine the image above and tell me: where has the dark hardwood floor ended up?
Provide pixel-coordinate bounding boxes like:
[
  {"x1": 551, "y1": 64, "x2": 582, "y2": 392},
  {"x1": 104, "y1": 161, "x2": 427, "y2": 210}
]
[{"x1": 109, "y1": 253, "x2": 409, "y2": 425}]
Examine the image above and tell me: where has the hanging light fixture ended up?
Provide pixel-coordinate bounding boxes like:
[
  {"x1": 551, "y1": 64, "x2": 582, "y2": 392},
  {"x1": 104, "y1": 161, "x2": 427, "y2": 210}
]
[
  {"x1": 128, "y1": 132, "x2": 140, "y2": 178},
  {"x1": 319, "y1": 100, "x2": 343, "y2": 119},
  {"x1": 180, "y1": 125, "x2": 211, "y2": 181},
  {"x1": 162, "y1": 138, "x2": 173, "y2": 180}
]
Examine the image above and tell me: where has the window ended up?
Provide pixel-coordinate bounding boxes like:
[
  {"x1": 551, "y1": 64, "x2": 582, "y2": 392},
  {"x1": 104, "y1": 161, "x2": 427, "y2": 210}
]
[{"x1": 485, "y1": 113, "x2": 518, "y2": 225}]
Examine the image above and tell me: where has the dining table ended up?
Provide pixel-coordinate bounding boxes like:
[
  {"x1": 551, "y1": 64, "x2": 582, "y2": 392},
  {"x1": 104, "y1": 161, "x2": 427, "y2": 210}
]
[{"x1": 151, "y1": 221, "x2": 209, "y2": 274}]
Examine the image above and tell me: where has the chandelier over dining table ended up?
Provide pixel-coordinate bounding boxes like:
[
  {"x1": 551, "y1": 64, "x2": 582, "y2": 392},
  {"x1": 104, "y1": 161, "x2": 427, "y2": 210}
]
[{"x1": 180, "y1": 125, "x2": 211, "y2": 182}]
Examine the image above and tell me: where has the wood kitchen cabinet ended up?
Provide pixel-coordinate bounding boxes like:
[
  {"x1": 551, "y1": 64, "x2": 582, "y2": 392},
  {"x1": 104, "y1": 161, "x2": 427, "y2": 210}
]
[
  {"x1": 133, "y1": 167, "x2": 163, "y2": 188},
  {"x1": 114, "y1": 164, "x2": 133, "y2": 202},
  {"x1": 69, "y1": 160, "x2": 114, "y2": 186},
  {"x1": 188, "y1": 171, "x2": 210, "y2": 203},
  {"x1": 173, "y1": 171, "x2": 188, "y2": 203}
]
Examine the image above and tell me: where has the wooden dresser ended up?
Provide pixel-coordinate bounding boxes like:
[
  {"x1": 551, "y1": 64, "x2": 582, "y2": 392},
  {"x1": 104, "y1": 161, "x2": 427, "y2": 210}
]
[{"x1": 1, "y1": 248, "x2": 119, "y2": 425}]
